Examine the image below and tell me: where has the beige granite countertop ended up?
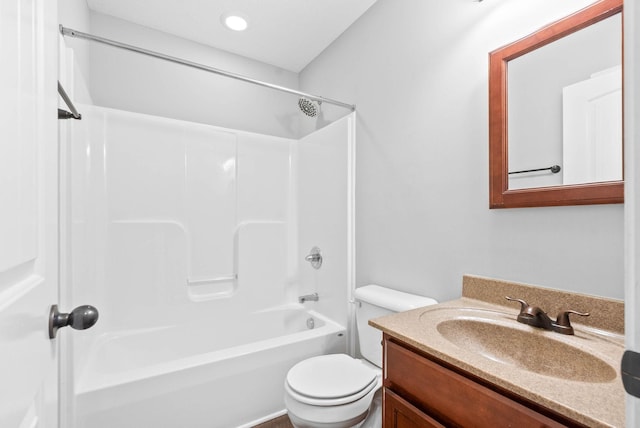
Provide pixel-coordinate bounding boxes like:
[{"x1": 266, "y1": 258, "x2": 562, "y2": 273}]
[{"x1": 369, "y1": 275, "x2": 625, "y2": 428}]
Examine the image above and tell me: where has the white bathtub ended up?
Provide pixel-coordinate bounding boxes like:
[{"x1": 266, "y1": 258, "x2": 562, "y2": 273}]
[{"x1": 74, "y1": 306, "x2": 346, "y2": 428}]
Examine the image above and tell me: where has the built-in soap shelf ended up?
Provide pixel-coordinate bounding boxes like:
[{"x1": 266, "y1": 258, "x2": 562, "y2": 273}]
[{"x1": 187, "y1": 275, "x2": 238, "y2": 286}]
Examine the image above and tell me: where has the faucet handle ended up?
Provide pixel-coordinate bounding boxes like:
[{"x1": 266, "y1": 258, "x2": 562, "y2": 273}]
[
  {"x1": 553, "y1": 310, "x2": 590, "y2": 335},
  {"x1": 505, "y1": 296, "x2": 529, "y2": 313},
  {"x1": 505, "y1": 296, "x2": 552, "y2": 329},
  {"x1": 304, "y1": 247, "x2": 322, "y2": 270}
]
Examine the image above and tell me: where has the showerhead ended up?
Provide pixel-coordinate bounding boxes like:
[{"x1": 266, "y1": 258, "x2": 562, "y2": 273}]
[{"x1": 298, "y1": 98, "x2": 319, "y2": 117}]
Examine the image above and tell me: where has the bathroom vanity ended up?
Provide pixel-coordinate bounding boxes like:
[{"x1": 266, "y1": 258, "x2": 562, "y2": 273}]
[
  {"x1": 382, "y1": 335, "x2": 581, "y2": 427},
  {"x1": 371, "y1": 275, "x2": 625, "y2": 428}
]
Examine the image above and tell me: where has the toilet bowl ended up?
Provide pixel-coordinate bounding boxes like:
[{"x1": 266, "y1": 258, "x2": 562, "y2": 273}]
[
  {"x1": 284, "y1": 285, "x2": 437, "y2": 428},
  {"x1": 284, "y1": 354, "x2": 381, "y2": 428}
]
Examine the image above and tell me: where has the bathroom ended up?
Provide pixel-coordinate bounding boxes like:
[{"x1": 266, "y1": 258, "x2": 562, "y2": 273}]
[{"x1": 1, "y1": 0, "x2": 639, "y2": 427}]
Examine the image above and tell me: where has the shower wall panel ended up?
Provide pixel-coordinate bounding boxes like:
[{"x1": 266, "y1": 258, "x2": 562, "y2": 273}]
[
  {"x1": 104, "y1": 108, "x2": 237, "y2": 304},
  {"x1": 67, "y1": 105, "x2": 294, "y2": 376},
  {"x1": 295, "y1": 114, "x2": 355, "y2": 329}
]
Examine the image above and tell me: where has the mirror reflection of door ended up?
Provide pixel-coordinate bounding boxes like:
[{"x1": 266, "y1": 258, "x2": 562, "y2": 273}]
[
  {"x1": 507, "y1": 12, "x2": 621, "y2": 191},
  {"x1": 563, "y1": 66, "x2": 622, "y2": 185}
]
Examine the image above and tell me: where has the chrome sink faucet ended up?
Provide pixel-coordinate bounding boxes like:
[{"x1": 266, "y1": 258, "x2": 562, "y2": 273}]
[{"x1": 505, "y1": 296, "x2": 589, "y2": 335}]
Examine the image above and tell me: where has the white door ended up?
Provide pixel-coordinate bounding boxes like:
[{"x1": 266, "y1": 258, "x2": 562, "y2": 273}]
[
  {"x1": 0, "y1": 0, "x2": 60, "y2": 427},
  {"x1": 625, "y1": 0, "x2": 640, "y2": 424}
]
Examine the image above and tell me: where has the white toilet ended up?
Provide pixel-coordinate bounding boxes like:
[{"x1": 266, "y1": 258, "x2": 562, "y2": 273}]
[{"x1": 284, "y1": 285, "x2": 437, "y2": 428}]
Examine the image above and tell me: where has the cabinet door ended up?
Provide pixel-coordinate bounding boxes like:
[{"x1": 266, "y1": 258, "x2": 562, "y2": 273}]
[
  {"x1": 384, "y1": 338, "x2": 571, "y2": 428},
  {"x1": 384, "y1": 388, "x2": 444, "y2": 428}
]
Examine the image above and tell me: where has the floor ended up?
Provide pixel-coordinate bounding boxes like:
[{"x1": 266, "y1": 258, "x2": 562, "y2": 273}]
[{"x1": 253, "y1": 414, "x2": 294, "y2": 428}]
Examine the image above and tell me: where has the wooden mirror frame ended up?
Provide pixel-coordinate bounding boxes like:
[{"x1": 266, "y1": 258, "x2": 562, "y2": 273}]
[{"x1": 489, "y1": 0, "x2": 623, "y2": 209}]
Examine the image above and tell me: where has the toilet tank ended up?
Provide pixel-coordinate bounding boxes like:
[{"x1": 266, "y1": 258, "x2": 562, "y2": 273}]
[{"x1": 354, "y1": 285, "x2": 437, "y2": 368}]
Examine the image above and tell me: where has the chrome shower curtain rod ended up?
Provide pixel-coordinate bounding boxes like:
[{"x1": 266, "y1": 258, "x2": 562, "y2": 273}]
[{"x1": 59, "y1": 25, "x2": 356, "y2": 112}]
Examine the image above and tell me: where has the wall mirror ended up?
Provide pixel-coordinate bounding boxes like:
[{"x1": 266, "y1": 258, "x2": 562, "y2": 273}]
[{"x1": 489, "y1": 0, "x2": 623, "y2": 208}]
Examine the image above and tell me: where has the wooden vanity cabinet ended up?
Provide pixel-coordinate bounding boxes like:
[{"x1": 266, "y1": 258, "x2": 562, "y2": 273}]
[{"x1": 382, "y1": 334, "x2": 585, "y2": 428}]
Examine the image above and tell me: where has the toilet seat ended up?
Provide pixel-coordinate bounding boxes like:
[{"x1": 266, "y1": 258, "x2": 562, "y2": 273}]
[{"x1": 285, "y1": 354, "x2": 380, "y2": 406}]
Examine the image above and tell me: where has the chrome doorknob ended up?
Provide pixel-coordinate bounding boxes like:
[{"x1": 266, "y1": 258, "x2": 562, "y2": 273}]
[{"x1": 49, "y1": 304, "x2": 99, "y2": 339}]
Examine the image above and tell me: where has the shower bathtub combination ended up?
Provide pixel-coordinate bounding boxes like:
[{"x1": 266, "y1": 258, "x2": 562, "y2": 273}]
[
  {"x1": 75, "y1": 308, "x2": 345, "y2": 427},
  {"x1": 60, "y1": 99, "x2": 355, "y2": 427}
]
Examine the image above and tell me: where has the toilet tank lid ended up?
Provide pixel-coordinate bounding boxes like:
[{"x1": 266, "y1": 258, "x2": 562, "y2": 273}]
[{"x1": 353, "y1": 285, "x2": 438, "y2": 312}]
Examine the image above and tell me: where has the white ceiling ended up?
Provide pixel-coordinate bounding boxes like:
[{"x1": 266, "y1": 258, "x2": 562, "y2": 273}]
[{"x1": 86, "y1": 0, "x2": 378, "y2": 72}]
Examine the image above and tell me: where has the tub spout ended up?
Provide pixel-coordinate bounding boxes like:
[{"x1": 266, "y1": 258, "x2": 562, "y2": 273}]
[{"x1": 299, "y1": 293, "x2": 319, "y2": 303}]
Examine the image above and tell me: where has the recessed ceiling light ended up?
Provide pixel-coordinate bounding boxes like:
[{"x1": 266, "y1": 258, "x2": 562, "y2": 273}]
[{"x1": 221, "y1": 13, "x2": 249, "y2": 32}]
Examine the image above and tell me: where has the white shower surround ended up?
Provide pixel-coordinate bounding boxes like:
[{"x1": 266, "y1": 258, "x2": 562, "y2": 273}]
[{"x1": 61, "y1": 105, "x2": 355, "y2": 427}]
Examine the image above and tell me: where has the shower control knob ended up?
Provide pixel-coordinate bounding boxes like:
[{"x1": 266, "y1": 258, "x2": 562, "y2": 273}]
[
  {"x1": 305, "y1": 247, "x2": 323, "y2": 269},
  {"x1": 49, "y1": 304, "x2": 99, "y2": 339}
]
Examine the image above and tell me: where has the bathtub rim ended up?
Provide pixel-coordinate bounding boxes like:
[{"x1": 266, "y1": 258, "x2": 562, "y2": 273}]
[{"x1": 76, "y1": 307, "x2": 345, "y2": 395}]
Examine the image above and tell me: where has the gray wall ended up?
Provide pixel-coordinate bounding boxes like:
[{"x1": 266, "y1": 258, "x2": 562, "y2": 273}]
[
  {"x1": 58, "y1": 8, "x2": 302, "y2": 138},
  {"x1": 58, "y1": 0, "x2": 91, "y2": 83},
  {"x1": 59, "y1": 0, "x2": 625, "y2": 301},
  {"x1": 300, "y1": 0, "x2": 624, "y2": 301}
]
